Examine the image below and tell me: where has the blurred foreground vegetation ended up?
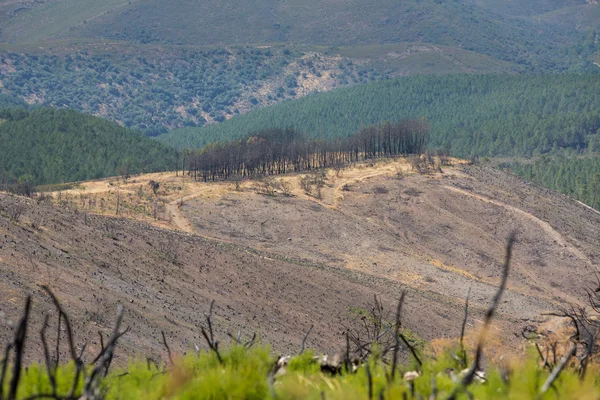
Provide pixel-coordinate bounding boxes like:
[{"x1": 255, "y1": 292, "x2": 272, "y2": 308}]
[{"x1": 4, "y1": 344, "x2": 598, "y2": 399}]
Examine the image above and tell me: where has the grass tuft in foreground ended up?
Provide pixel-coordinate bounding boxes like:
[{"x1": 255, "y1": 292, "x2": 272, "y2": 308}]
[{"x1": 4, "y1": 344, "x2": 600, "y2": 399}]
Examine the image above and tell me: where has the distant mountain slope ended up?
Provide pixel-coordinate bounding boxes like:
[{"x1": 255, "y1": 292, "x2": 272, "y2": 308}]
[
  {"x1": 1, "y1": 0, "x2": 598, "y2": 72},
  {"x1": 0, "y1": 0, "x2": 130, "y2": 43},
  {"x1": 0, "y1": 108, "x2": 178, "y2": 185},
  {"x1": 157, "y1": 74, "x2": 600, "y2": 157},
  {"x1": 73, "y1": 0, "x2": 593, "y2": 70},
  {"x1": 537, "y1": 4, "x2": 600, "y2": 31},
  {"x1": 466, "y1": 0, "x2": 587, "y2": 16},
  {"x1": 0, "y1": 45, "x2": 391, "y2": 136},
  {"x1": 0, "y1": 43, "x2": 516, "y2": 136}
]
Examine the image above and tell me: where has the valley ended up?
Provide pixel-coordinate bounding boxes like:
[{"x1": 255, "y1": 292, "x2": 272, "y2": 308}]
[{"x1": 2, "y1": 0, "x2": 600, "y2": 396}]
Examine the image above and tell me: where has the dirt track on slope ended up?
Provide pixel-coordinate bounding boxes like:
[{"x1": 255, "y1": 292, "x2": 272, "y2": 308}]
[
  {"x1": 178, "y1": 163, "x2": 600, "y2": 343},
  {"x1": 0, "y1": 191, "x2": 467, "y2": 365},
  {"x1": 166, "y1": 191, "x2": 208, "y2": 233},
  {"x1": 5, "y1": 160, "x2": 599, "y2": 363},
  {"x1": 443, "y1": 185, "x2": 591, "y2": 263}
]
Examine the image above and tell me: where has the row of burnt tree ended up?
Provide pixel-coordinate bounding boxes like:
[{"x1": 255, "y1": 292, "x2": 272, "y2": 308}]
[{"x1": 183, "y1": 119, "x2": 429, "y2": 181}]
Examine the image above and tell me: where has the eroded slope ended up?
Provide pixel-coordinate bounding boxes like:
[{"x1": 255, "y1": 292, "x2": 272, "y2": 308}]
[
  {"x1": 178, "y1": 162, "x2": 600, "y2": 331},
  {"x1": 6, "y1": 159, "x2": 598, "y2": 363},
  {"x1": 0, "y1": 189, "x2": 465, "y2": 364}
]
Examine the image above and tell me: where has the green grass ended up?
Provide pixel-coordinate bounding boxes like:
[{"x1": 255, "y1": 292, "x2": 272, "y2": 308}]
[{"x1": 5, "y1": 344, "x2": 599, "y2": 399}]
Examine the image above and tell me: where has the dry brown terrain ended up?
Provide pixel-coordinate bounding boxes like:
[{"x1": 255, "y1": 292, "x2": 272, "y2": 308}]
[
  {"x1": 180, "y1": 161, "x2": 600, "y2": 314},
  {"x1": 1, "y1": 158, "x2": 599, "y2": 364}
]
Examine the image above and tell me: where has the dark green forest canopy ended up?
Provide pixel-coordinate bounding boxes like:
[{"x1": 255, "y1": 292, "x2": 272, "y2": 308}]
[
  {"x1": 509, "y1": 155, "x2": 600, "y2": 211},
  {"x1": 158, "y1": 74, "x2": 600, "y2": 157},
  {"x1": 0, "y1": 108, "x2": 178, "y2": 185},
  {"x1": 0, "y1": 93, "x2": 26, "y2": 109}
]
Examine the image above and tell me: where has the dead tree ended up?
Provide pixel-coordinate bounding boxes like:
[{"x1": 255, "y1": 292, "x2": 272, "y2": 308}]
[
  {"x1": 0, "y1": 287, "x2": 129, "y2": 400},
  {"x1": 447, "y1": 233, "x2": 516, "y2": 400}
]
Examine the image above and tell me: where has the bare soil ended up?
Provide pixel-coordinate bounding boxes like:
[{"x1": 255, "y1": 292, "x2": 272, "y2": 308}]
[
  {"x1": 2, "y1": 159, "x2": 599, "y2": 364},
  {"x1": 179, "y1": 162, "x2": 600, "y2": 348},
  {"x1": 0, "y1": 189, "x2": 462, "y2": 365}
]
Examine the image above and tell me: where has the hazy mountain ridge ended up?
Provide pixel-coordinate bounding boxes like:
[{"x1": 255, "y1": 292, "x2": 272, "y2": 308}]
[
  {"x1": 0, "y1": 0, "x2": 598, "y2": 72},
  {"x1": 1, "y1": 0, "x2": 598, "y2": 138},
  {"x1": 465, "y1": 0, "x2": 588, "y2": 16}
]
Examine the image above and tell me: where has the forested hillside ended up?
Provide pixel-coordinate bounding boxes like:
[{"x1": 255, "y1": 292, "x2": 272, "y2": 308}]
[
  {"x1": 1, "y1": 1, "x2": 598, "y2": 140},
  {"x1": 0, "y1": 46, "x2": 391, "y2": 136},
  {"x1": 0, "y1": 93, "x2": 26, "y2": 109},
  {"x1": 3, "y1": 0, "x2": 593, "y2": 72},
  {"x1": 0, "y1": 108, "x2": 178, "y2": 185},
  {"x1": 158, "y1": 74, "x2": 600, "y2": 157},
  {"x1": 1, "y1": 1, "x2": 598, "y2": 74},
  {"x1": 509, "y1": 155, "x2": 600, "y2": 210}
]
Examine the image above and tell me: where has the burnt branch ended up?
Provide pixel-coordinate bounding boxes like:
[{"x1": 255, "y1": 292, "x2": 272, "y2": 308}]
[
  {"x1": 0, "y1": 343, "x2": 13, "y2": 400},
  {"x1": 84, "y1": 304, "x2": 128, "y2": 398},
  {"x1": 345, "y1": 294, "x2": 405, "y2": 364},
  {"x1": 40, "y1": 316, "x2": 57, "y2": 397},
  {"x1": 539, "y1": 342, "x2": 577, "y2": 396},
  {"x1": 161, "y1": 331, "x2": 173, "y2": 365},
  {"x1": 398, "y1": 332, "x2": 422, "y2": 368},
  {"x1": 300, "y1": 325, "x2": 314, "y2": 354},
  {"x1": 535, "y1": 343, "x2": 552, "y2": 371},
  {"x1": 388, "y1": 291, "x2": 406, "y2": 383},
  {"x1": 243, "y1": 333, "x2": 257, "y2": 349},
  {"x1": 8, "y1": 297, "x2": 31, "y2": 400},
  {"x1": 344, "y1": 331, "x2": 350, "y2": 374},
  {"x1": 41, "y1": 286, "x2": 84, "y2": 400},
  {"x1": 0, "y1": 288, "x2": 131, "y2": 400},
  {"x1": 55, "y1": 315, "x2": 61, "y2": 369},
  {"x1": 365, "y1": 361, "x2": 373, "y2": 400},
  {"x1": 200, "y1": 301, "x2": 223, "y2": 364},
  {"x1": 447, "y1": 233, "x2": 516, "y2": 400},
  {"x1": 226, "y1": 331, "x2": 257, "y2": 349},
  {"x1": 459, "y1": 288, "x2": 471, "y2": 368}
]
